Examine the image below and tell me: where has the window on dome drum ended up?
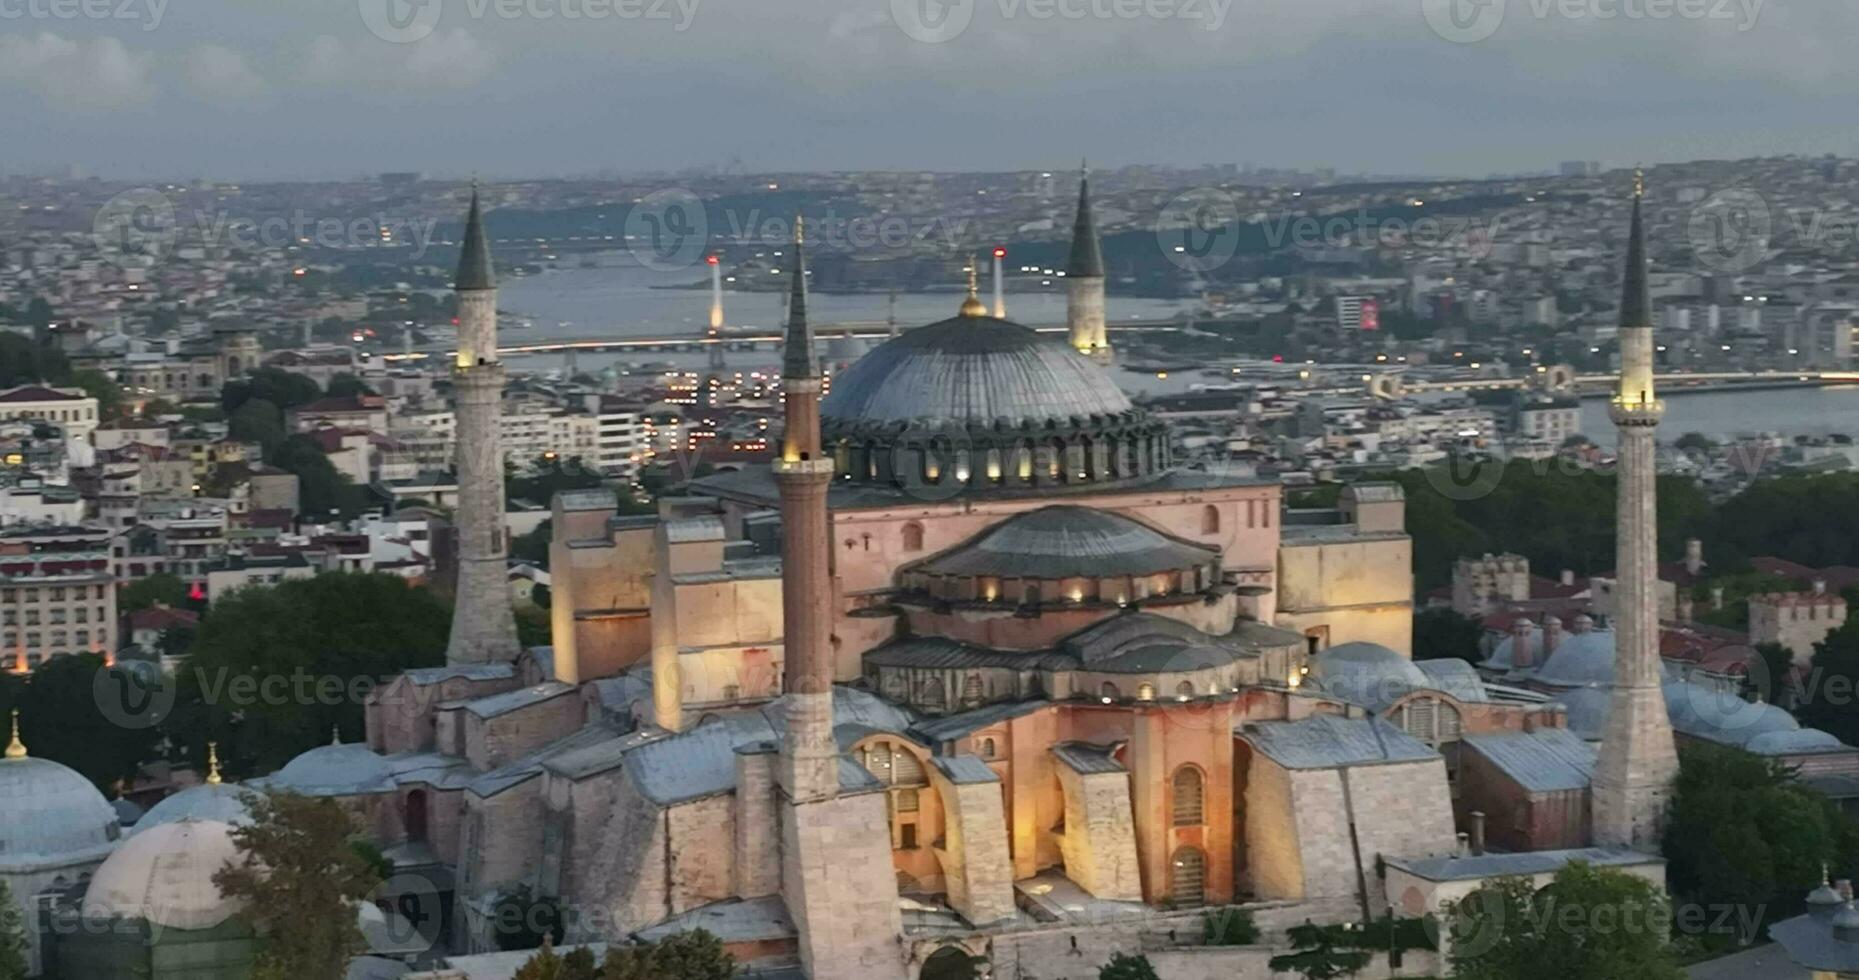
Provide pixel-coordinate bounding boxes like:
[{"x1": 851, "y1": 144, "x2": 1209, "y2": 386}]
[
  {"x1": 1171, "y1": 846, "x2": 1207, "y2": 907},
  {"x1": 1173, "y1": 767, "x2": 1205, "y2": 826},
  {"x1": 1176, "y1": 681, "x2": 1196, "y2": 699},
  {"x1": 902, "y1": 522, "x2": 924, "y2": 552},
  {"x1": 1100, "y1": 682, "x2": 1120, "y2": 700},
  {"x1": 1137, "y1": 683, "x2": 1156, "y2": 701}
]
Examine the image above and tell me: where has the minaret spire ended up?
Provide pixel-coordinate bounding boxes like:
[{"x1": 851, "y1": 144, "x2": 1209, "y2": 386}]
[
  {"x1": 959, "y1": 254, "x2": 987, "y2": 318},
  {"x1": 445, "y1": 185, "x2": 522, "y2": 667},
  {"x1": 205, "y1": 741, "x2": 222, "y2": 785},
  {"x1": 5, "y1": 710, "x2": 25, "y2": 759},
  {"x1": 1593, "y1": 169, "x2": 1678, "y2": 850},
  {"x1": 782, "y1": 216, "x2": 817, "y2": 381},
  {"x1": 1066, "y1": 162, "x2": 1110, "y2": 362}
]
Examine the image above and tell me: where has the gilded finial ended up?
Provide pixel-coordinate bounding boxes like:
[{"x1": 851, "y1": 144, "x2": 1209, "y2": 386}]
[
  {"x1": 330, "y1": 725, "x2": 341, "y2": 746},
  {"x1": 794, "y1": 214, "x2": 804, "y2": 246},
  {"x1": 5, "y1": 710, "x2": 25, "y2": 759},
  {"x1": 1633, "y1": 167, "x2": 1644, "y2": 200},
  {"x1": 959, "y1": 254, "x2": 987, "y2": 317},
  {"x1": 206, "y1": 741, "x2": 222, "y2": 785}
]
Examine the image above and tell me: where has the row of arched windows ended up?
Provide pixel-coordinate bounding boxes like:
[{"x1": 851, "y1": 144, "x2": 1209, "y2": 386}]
[{"x1": 830, "y1": 428, "x2": 1171, "y2": 491}]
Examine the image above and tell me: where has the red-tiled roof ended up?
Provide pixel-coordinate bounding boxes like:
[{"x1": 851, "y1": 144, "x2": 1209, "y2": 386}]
[
  {"x1": 127, "y1": 606, "x2": 199, "y2": 631},
  {"x1": 0, "y1": 385, "x2": 82, "y2": 403}
]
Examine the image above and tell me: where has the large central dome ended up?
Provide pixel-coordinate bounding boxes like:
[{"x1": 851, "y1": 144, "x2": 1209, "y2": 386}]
[
  {"x1": 814, "y1": 312, "x2": 1170, "y2": 497},
  {"x1": 822, "y1": 315, "x2": 1131, "y2": 425}
]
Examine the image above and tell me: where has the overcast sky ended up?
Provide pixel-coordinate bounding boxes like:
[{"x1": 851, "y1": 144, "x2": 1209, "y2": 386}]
[{"x1": 0, "y1": 0, "x2": 1847, "y2": 180}]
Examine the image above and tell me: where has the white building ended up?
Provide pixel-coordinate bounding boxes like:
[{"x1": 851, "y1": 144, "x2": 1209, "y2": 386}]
[{"x1": 0, "y1": 386, "x2": 100, "y2": 443}]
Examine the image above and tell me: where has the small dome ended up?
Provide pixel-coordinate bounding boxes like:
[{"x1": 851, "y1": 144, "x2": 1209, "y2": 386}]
[
  {"x1": 269, "y1": 742, "x2": 395, "y2": 795},
  {"x1": 112, "y1": 797, "x2": 146, "y2": 828},
  {"x1": 908, "y1": 506, "x2": 1219, "y2": 581},
  {"x1": 1550, "y1": 686, "x2": 1613, "y2": 739},
  {"x1": 1663, "y1": 680, "x2": 1797, "y2": 747},
  {"x1": 136, "y1": 783, "x2": 256, "y2": 834},
  {"x1": 1534, "y1": 632, "x2": 1623, "y2": 687},
  {"x1": 85, "y1": 818, "x2": 244, "y2": 930},
  {"x1": 1309, "y1": 642, "x2": 1430, "y2": 711},
  {"x1": 821, "y1": 317, "x2": 1131, "y2": 426},
  {"x1": 1745, "y1": 729, "x2": 1844, "y2": 755},
  {"x1": 0, "y1": 755, "x2": 120, "y2": 870},
  {"x1": 1485, "y1": 624, "x2": 1541, "y2": 672}
]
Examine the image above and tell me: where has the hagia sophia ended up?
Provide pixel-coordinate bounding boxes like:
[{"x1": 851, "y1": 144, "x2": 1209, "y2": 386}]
[{"x1": 11, "y1": 174, "x2": 1859, "y2": 980}]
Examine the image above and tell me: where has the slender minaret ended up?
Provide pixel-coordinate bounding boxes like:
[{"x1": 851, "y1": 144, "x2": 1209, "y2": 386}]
[
  {"x1": 771, "y1": 220, "x2": 908, "y2": 980},
  {"x1": 445, "y1": 187, "x2": 521, "y2": 665},
  {"x1": 774, "y1": 217, "x2": 837, "y2": 804},
  {"x1": 991, "y1": 246, "x2": 1007, "y2": 318},
  {"x1": 706, "y1": 254, "x2": 727, "y2": 373},
  {"x1": 886, "y1": 284, "x2": 899, "y2": 339},
  {"x1": 1066, "y1": 162, "x2": 1109, "y2": 362},
  {"x1": 1592, "y1": 170, "x2": 1679, "y2": 850}
]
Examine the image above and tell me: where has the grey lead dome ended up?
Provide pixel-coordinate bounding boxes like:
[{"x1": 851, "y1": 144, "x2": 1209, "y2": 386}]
[{"x1": 821, "y1": 316, "x2": 1132, "y2": 426}]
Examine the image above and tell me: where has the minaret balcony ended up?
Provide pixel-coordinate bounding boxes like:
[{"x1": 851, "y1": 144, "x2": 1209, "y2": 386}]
[
  {"x1": 1608, "y1": 399, "x2": 1665, "y2": 427},
  {"x1": 774, "y1": 458, "x2": 836, "y2": 477}
]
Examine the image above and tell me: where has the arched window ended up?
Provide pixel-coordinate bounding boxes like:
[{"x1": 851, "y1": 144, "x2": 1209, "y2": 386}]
[
  {"x1": 1100, "y1": 682, "x2": 1120, "y2": 701},
  {"x1": 1136, "y1": 682, "x2": 1157, "y2": 701},
  {"x1": 961, "y1": 673, "x2": 984, "y2": 706},
  {"x1": 902, "y1": 522, "x2": 925, "y2": 552},
  {"x1": 1172, "y1": 767, "x2": 1205, "y2": 826},
  {"x1": 980, "y1": 737, "x2": 997, "y2": 759},
  {"x1": 1171, "y1": 846, "x2": 1207, "y2": 907},
  {"x1": 405, "y1": 789, "x2": 429, "y2": 842},
  {"x1": 1201, "y1": 504, "x2": 1221, "y2": 535},
  {"x1": 1176, "y1": 680, "x2": 1196, "y2": 700}
]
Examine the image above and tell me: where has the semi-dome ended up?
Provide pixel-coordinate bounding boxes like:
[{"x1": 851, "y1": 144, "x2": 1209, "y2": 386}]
[
  {"x1": 1665, "y1": 680, "x2": 1799, "y2": 747},
  {"x1": 1746, "y1": 728, "x2": 1845, "y2": 755},
  {"x1": 909, "y1": 506, "x2": 1219, "y2": 581},
  {"x1": 822, "y1": 316, "x2": 1131, "y2": 425},
  {"x1": 817, "y1": 314, "x2": 1172, "y2": 496},
  {"x1": 0, "y1": 752, "x2": 120, "y2": 870},
  {"x1": 85, "y1": 818, "x2": 244, "y2": 930},
  {"x1": 1308, "y1": 642, "x2": 1432, "y2": 711}
]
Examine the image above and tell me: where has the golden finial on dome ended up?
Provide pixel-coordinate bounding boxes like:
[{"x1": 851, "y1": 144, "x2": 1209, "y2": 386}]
[
  {"x1": 794, "y1": 214, "x2": 805, "y2": 246},
  {"x1": 5, "y1": 710, "x2": 25, "y2": 759},
  {"x1": 206, "y1": 741, "x2": 222, "y2": 785},
  {"x1": 1633, "y1": 166, "x2": 1645, "y2": 200},
  {"x1": 959, "y1": 254, "x2": 987, "y2": 318},
  {"x1": 330, "y1": 725, "x2": 342, "y2": 746}
]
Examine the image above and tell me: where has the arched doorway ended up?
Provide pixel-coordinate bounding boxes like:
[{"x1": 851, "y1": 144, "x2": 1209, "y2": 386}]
[
  {"x1": 405, "y1": 789, "x2": 428, "y2": 843},
  {"x1": 920, "y1": 946, "x2": 984, "y2": 980}
]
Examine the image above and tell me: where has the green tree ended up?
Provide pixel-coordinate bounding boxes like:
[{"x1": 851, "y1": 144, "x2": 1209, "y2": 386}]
[
  {"x1": 270, "y1": 433, "x2": 366, "y2": 518},
  {"x1": 599, "y1": 930, "x2": 735, "y2": 980},
  {"x1": 214, "y1": 791, "x2": 381, "y2": 980},
  {"x1": 0, "y1": 332, "x2": 70, "y2": 387},
  {"x1": 507, "y1": 456, "x2": 605, "y2": 507},
  {"x1": 1674, "y1": 432, "x2": 1717, "y2": 454},
  {"x1": 69, "y1": 368, "x2": 124, "y2": 420},
  {"x1": 164, "y1": 573, "x2": 450, "y2": 775},
  {"x1": 229, "y1": 398, "x2": 287, "y2": 453},
  {"x1": 119, "y1": 572, "x2": 188, "y2": 613},
  {"x1": 1268, "y1": 922, "x2": 1371, "y2": 980},
  {"x1": 325, "y1": 374, "x2": 377, "y2": 399},
  {"x1": 1413, "y1": 607, "x2": 1484, "y2": 663},
  {"x1": 0, "y1": 879, "x2": 27, "y2": 980},
  {"x1": 222, "y1": 368, "x2": 321, "y2": 415},
  {"x1": 6, "y1": 654, "x2": 161, "y2": 793},
  {"x1": 514, "y1": 937, "x2": 567, "y2": 980},
  {"x1": 1201, "y1": 906, "x2": 1261, "y2": 946},
  {"x1": 1801, "y1": 617, "x2": 1859, "y2": 747},
  {"x1": 512, "y1": 519, "x2": 553, "y2": 568},
  {"x1": 1447, "y1": 861, "x2": 1683, "y2": 980},
  {"x1": 1664, "y1": 741, "x2": 1854, "y2": 930}
]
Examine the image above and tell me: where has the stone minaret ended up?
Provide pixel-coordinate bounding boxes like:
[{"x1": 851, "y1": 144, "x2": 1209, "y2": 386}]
[
  {"x1": 1066, "y1": 164, "x2": 1109, "y2": 363},
  {"x1": 445, "y1": 187, "x2": 521, "y2": 665},
  {"x1": 1592, "y1": 171, "x2": 1679, "y2": 849},
  {"x1": 774, "y1": 217, "x2": 838, "y2": 805},
  {"x1": 773, "y1": 220, "x2": 908, "y2": 980}
]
